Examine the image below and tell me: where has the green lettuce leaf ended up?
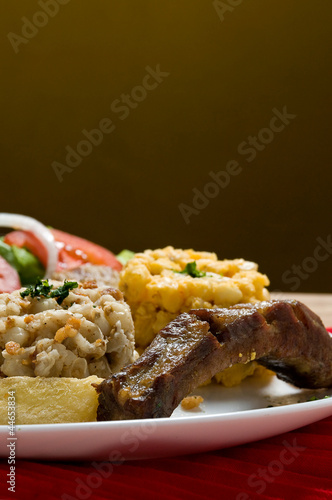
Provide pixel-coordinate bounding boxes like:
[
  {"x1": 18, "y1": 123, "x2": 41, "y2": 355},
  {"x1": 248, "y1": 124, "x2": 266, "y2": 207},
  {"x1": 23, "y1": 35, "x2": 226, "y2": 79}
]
[
  {"x1": 116, "y1": 249, "x2": 135, "y2": 266},
  {"x1": 0, "y1": 238, "x2": 45, "y2": 286}
]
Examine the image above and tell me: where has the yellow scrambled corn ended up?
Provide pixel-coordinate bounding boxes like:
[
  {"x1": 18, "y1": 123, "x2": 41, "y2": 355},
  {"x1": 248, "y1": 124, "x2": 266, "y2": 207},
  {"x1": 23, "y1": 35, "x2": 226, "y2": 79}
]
[{"x1": 119, "y1": 246, "x2": 271, "y2": 387}]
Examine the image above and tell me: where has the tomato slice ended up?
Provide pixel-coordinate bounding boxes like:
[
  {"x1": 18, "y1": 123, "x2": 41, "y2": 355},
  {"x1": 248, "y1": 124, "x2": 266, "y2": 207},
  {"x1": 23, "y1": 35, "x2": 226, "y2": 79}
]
[
  {"x1": 51, "y1": 229, "x2": 122, "y2": 271},
  {"x1": 0, "y1": 256, "x2": 21, "y2": 293},
  {"x1": 4, "y1": 231, "x2": 48, "y2": 268},
  {"x1": 4, "y1": 229, "x2": 122, "y2": 272}
]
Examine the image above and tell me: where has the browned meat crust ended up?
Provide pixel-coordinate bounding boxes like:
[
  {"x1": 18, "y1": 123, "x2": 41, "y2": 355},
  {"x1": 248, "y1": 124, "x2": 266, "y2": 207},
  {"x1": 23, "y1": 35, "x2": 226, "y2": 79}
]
[
  {"x1": 96, "y1": 300, "x2": 332, "y2": 421},
  {"x1": 194, "y1": 300, "x2": 332, "y2": 389},
  {"x1": 97, "y1": 313, "x2": 222, "y2": 420}
]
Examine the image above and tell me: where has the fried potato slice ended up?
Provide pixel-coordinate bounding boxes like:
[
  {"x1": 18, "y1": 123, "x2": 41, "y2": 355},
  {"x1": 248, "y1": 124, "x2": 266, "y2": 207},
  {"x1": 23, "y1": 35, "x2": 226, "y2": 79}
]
[{"x1": 0, "y1": 375, "x2": 103, "y2": 424}]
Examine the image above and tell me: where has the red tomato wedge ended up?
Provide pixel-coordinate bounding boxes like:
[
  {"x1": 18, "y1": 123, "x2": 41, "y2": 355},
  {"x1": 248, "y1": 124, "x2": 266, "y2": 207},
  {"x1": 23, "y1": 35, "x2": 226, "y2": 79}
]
[
  {"x1": 4, "y1": 229, "x2": 122, "y2": 272},
  {"x1": 51, "y1": 229, "x2": 122, "y2": 271},
  {"x1": 0, "y1": 256, "x2": 21, "y2": 293}
]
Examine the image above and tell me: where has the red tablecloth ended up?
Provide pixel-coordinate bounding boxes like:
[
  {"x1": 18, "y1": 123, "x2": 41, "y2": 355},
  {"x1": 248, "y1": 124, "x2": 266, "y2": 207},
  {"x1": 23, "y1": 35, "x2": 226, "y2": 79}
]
[{"x1": 1, "y1": 328, "x2": 332, "y2": 500}]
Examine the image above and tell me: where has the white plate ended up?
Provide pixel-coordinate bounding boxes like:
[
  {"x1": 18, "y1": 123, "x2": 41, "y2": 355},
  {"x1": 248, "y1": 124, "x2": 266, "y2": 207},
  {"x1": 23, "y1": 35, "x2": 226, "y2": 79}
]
[{"x1": 1, "y1": 376, "x2": 332, "y2": 461}]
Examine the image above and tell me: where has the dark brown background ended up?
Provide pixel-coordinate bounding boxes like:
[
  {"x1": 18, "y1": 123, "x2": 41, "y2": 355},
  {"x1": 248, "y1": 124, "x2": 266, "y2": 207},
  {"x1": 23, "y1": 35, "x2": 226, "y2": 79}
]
[{"x1": 1, "y1": 1, "x2": 331, "y2": 292}]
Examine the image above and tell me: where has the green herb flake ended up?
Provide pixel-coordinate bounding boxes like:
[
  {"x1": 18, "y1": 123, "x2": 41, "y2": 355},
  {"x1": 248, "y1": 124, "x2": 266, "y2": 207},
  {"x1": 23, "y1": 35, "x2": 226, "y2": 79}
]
[
  {"x1": 20, "y1": 279, "x2": 52, "y2": 300},
  {"x1": 174, "y1": 261, "x2": 206, "y2": 278},
  {"x1": 307, "y1": 395, "x2": 331, "y2": 402},
  {"x1": 20, "y1": 279, "x2": 78, "y2": 305},
  {"x1": 49, "y1": 281, "x2": 79, "y2": 304}
]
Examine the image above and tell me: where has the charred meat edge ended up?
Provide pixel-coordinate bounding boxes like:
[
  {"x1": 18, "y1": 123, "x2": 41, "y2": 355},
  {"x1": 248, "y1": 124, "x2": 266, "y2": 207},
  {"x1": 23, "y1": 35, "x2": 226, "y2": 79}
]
[{"x1": 96, "y1": 300, "x2": 332, "y2": 421}]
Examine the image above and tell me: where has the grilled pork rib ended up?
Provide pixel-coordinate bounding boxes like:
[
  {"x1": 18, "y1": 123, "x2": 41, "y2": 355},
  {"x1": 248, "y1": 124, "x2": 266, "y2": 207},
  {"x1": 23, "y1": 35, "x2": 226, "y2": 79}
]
[{"x1": 96, "y1": 300, "x2": 332, "y2": 421}]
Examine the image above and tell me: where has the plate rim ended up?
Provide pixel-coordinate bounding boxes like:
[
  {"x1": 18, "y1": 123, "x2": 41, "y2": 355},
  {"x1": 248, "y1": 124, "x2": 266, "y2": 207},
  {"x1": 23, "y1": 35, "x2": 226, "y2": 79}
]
[{"x1": 1, "y1": 394, "x2": 331, "y2": 434}]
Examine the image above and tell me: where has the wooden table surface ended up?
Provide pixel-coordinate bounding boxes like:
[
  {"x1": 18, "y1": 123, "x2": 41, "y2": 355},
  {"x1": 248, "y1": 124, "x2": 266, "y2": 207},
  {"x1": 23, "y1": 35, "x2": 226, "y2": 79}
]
[{"x1": 271, "y1": 292, "x2": 332, "y2": 327}]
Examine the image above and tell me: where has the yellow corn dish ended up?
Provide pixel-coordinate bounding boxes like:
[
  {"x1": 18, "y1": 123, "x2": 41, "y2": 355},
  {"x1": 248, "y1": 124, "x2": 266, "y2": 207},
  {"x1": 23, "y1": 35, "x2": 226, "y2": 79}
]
[{"x1": 119, "y1": 246, "x2": 271, "y2": 387}]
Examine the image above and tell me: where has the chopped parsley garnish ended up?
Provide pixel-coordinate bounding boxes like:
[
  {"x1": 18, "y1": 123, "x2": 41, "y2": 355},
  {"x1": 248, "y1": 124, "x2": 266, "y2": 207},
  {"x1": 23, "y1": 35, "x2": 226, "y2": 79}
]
[
  {"x1": 20, "y1": 279, "x2": 78, "y2": 305},
  {"x1": 174, "y1": 261, "x2": 207, "y2": 278},
  {"x1": 49, "y1": 281, "x2": 79, "y2": 304},
  {"x1": 20, "y1": 279, "x2": 53, "y2": 299}
]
